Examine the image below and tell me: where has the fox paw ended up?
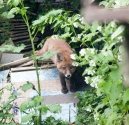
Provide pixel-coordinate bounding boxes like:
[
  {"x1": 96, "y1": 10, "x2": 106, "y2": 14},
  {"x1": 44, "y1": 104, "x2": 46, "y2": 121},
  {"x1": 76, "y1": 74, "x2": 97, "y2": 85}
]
[
  {"x1": 35, "y1": 51, "x2": 40, "y2": 56},
  {"x1": 61, "y1": 88, "x2": 68, "y2": 94},
  {"x1": 70, "y1": 86, "x2": 76, "y2": 93}
]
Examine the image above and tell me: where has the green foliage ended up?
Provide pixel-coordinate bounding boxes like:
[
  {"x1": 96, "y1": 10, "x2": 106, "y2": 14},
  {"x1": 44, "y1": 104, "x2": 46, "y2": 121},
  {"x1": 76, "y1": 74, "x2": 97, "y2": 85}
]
[
  {"x1": 0, "y1": 0, "x2": 63, "y2": 124},
  {"x1": 0, "y1": 81, "x2": 62, "y2": 124},
  {"x1": 0, "y1": 21, "x2": 11, "y2": 45},
  {"x1": 32, "y1": 9, "x2": 92, "y2": 51},
  {"x1": 1, "y1": 0, "x2": 129, "y2": 124},
  {"x1": 42, "y1": 116, "x2": 69, "y2": 125},
  {"x1": 74, "y1": 22, "x2": 127, "y2": 125},
  {"x1": 0, "y1": 44, "x2": 26, "y2": 53},
  {"x1": 75, "y1": 89, "x2": 106, "y2": 125},
  {"x1": 36, "y1": 50, "x2": 58, "y2": 60},
  {"x1": 0, "y1": 84, "x2": 19, "y2": 124},
  {"x1": 73, "y1": 0, "x2": 129, "y2": 124},
  {"x1": 20, "y1": 81, "x2": 35, "y2": 92}
]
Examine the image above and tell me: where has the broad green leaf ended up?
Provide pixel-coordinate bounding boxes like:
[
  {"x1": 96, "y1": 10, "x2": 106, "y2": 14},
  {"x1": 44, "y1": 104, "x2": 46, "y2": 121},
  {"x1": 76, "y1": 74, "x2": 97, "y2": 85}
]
[
  {"x1": 106, "y1": 112, "x2": 117, "y2": 125},
  {"x1": 99, "y1": 1, "x2": 108, "y2": 6},
  {"x1": 21, "y1": 113, "x2": 33, "y2": 123},
  {"x1": 28, "y1": 100, "x2": 35, "y2": 108},
  {"x1": 20, "y1": 101, "x2": 29, "y2": 111},
  {"x1": 20, "y1": 81, "x2": 34, "y2": 92},
  {"x1": 0, "y1": 5, "x2": 4, "y2": 9},
  {"x1": 36, "y1": 50, "x2": 57, "y2": 60},
  {"x1": 36, "y1": 105, "x2": 49, "y2": 114},
  {"x1": 32, "y1": 19, "x2": 43, "y2": 26},
  {"x1": 0, "y1": 112, "x2": 4, "y2": 117},
  {"x1": 33, "y1": 96, "x2": 43, "y2": 104},
  {"x1": 32, "y1": 9, "x2": 63, "y2": 26},
  {"x1": 7, "y1": 0, "x2": 12, "y2": 5},
  {"x1": 90, "y1": 21, "x2": 98, "y2": 33},
  {"x1": 125, "y1": 114, "x2": 129, "y2": 125},
  {"x1": 0, "y1": 0, "x2": 3, "y2": 4},
  {"x1": 103, "y1": 80, "x2": 112, "y2": 94},
  {"x1": 8, "y1": 7, "x2": 20, "y2": 18},
  {"x1": 60, "y1": 33, "x2": 72, "y2": 39},
  {"x1": 13, "y1": 0, "x2": 20, "y2": 6},
  {"x1": 65, "y1": 27, "x2": 70, "y2": 32},
  {"x1": 0, "y1": 44, "x2": 25, "y2": 53},
  {"x1": 20, "y1": 9, "x2": 27, "y2": 16},
  {"x1": 123, "y1": 89, "x2": 129, "y2": 104},
  {"x1": 7, "y1": 123, "x2": 16, "y2": 125},
  {"x1": 1, "y1": 12, "x2": 9, "y2": 18},
  {"x1": 104, "y1": 108, "x2": 112, "y2": 116},
  {"x1": 109, "y1": 68, "x2": 120, "y2": 83},
  {"x1": 95, "y1": 103, "x2": 105, "y2": 111},
  {"x1": 119, "y1": 45, "x2": 125, "y2": 53},
  {"x1": 109, "y1": 84, "x2": 123, "y2": 105},
  {"x1": 47, "y1": 104, "x2": 61, "y2": 113},
  {"x1": 111, "y1": 25, "x2": 125, "y2": 40},
  {"x1": 103, "y1": 50, "x2": 114, "y2": 62}
]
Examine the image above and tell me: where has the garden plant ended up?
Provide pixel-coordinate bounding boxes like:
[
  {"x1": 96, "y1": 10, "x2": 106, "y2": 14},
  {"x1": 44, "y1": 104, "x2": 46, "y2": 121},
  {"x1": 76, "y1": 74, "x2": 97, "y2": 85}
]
[{"x1": 0, "y1": 0, "x2": 129, "y2": 125}]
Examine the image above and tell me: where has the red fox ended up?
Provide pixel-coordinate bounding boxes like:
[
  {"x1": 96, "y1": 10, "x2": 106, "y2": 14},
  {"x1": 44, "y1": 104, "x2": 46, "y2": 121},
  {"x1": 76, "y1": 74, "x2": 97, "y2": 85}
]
[{"x1": 35, "y1": 37, "x2": 76, "y2": 94}]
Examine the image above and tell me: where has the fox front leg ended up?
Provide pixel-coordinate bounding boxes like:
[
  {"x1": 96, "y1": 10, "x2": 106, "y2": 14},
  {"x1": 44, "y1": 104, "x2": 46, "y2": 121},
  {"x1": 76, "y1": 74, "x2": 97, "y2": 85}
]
[
  {"x1": 58, "y1": 71, "x2": 68, "y2": 94},
  {"x1": 70, "y1": 76, "x2": 76, "y2": 92}
]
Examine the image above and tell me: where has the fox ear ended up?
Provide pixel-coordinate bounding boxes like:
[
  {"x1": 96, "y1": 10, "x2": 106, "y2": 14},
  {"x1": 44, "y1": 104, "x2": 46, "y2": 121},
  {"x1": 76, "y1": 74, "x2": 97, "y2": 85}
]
[{"x1": 57, "y1": 53, "x2": 64, "y2": 62}]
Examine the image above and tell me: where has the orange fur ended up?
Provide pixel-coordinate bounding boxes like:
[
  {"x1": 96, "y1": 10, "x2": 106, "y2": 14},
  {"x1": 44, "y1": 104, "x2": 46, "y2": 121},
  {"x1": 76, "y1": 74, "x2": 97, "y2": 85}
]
[{"x1": 35, "y1": 37, "x2": 76, "y2": 94}]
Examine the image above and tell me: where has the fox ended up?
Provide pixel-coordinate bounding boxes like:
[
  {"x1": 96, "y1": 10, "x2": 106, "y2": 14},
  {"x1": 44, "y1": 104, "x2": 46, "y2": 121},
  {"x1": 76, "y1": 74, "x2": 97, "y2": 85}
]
[{"x1": 35, "y1": 37, "x2": 76, "y2": 94}]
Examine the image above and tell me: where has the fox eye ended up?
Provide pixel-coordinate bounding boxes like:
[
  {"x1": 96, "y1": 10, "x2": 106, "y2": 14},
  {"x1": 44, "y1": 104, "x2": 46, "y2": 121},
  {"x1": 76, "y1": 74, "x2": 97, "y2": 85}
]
[
  {"x1": 62, "y1": 66, "x2": 66, "y2": 69},
  {"x1": 70, "y1": 66, "x2": 73, "y2": 69}
]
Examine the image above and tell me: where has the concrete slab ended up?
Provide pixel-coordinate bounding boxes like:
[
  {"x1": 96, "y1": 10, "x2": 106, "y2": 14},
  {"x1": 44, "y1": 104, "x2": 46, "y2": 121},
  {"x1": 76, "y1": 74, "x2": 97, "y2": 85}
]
[
  {"x1": 0, "y1": 70, "x2": 9, "y2": 83},
  {"x1": 11, "y1": 68, "x2": 59, "y2": 82}
]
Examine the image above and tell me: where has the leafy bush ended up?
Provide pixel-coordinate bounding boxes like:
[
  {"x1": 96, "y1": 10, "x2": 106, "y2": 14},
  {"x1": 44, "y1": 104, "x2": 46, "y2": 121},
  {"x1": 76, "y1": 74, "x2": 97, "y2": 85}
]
[
  {"x1": 75, "y1": 89, "x2": 106, "y2": 125},
  {"x1": 73, "y1": 0, "x2": 129, "y2": 125},
  {"x1": 42, "y1": 116, "x2": 69, "y2": 125},
  {"x1": 0, "y1": 0, "x2": 62, "y2": 124}
]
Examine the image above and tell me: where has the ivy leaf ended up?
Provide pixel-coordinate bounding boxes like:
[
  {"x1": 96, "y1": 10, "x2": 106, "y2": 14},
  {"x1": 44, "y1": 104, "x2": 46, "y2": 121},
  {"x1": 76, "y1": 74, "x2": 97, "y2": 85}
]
[
  {"x1": 111, "y1": 25, "x2": 125, "y2": 40},
  {"x1": 20, "y1": 81, "x2": 34, "y2": 92},
  {"x1": 47, "y1": 104, "x2": 61, "y2": 113},
  {"x1": 123, "y1": 89, "x2": 129, "y2": 105}
]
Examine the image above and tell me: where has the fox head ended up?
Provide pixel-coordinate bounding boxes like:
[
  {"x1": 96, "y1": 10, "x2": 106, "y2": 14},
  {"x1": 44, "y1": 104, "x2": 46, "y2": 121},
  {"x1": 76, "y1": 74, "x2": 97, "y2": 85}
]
[{"x1": 56, "y1": 53, "x2": 76, "y2": 78}]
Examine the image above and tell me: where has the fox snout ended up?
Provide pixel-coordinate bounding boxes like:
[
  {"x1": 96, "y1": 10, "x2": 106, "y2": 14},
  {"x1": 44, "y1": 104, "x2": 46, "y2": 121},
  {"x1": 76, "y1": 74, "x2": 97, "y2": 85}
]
[{"x1": 65, "y1": 73, "x2": 72, "y2": 78}]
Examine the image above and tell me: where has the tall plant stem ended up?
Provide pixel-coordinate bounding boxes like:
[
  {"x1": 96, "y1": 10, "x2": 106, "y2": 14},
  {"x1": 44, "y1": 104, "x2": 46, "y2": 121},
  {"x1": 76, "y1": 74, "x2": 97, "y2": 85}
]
[
  {"x1": 23, "y1": 14, "x2": 41, "y2": 96},
  {"x1": 22, "y1": 14, "x2": 42, "y2": 124}
]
